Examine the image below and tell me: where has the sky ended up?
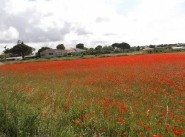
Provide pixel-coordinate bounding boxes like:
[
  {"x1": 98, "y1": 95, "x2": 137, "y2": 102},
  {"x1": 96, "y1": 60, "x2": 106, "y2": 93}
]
[{"x1": 0, "y1": 0, "x2": 185, "y2": 53}]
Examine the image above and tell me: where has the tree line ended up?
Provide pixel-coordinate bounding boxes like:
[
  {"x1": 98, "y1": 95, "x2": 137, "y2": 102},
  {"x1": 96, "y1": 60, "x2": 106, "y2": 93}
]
[{"x1": 3, "y1": 40, "x2": 131, "y2": 59}]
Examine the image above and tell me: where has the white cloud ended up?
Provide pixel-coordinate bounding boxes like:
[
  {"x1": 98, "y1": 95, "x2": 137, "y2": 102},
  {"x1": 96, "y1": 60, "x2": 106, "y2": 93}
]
[
  {"x1": 119, "y1": 0, "x2": 185, "y2": 45},
  {"x1": 0, "y1": 0, "x2": 185, "y2": 53},
  {"x1": 0, "y1": 27, "x2": 19, "y2": 42}
]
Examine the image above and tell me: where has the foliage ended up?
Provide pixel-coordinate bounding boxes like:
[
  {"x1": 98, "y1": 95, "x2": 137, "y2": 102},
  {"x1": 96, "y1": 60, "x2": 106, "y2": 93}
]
[
  {"x1": 95, "y1": 45, "x2": 103, "y2": 50},
  {"x1": 149, "y1": 45, "x2": 155, "y2": 48},
  {"x1": 0, "y1": 54, "x2": 9, "y2": 60},
  {"x1": 56, "y1": 44, "x2": 65, "y2": 50},
  {"x1": 85, "y1": 46, "x2": 115, "y2": 55},
  {"x1": 6, "y1": 42, "x2": 33, "y2": 59},
  {"x1": 101, "y1": 46, "x2": 114, "y2": 54},
  {"x1": 112, "y1": 42, "x2": 130, "y2": 50},
  {"x1": 76, "y1": 43, "x2": 84, "y2": 49},
  {"x1": 136, "y1": 46, "x2": 140, "y2": 51},
  {"x1": 37, "y1": 47, "x2": 51, "y2": 57}
]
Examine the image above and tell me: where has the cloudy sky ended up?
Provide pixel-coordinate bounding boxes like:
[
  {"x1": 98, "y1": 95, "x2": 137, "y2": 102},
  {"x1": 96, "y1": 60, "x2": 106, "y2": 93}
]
[{"x1": 0, "y1": 0, "x2": 185, "y2": 53}]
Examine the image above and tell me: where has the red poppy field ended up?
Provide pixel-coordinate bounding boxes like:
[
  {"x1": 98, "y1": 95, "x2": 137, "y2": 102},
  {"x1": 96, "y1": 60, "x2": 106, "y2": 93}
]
[{"x1": 0, "y1": 53, "x2": 185, "y2": 136}]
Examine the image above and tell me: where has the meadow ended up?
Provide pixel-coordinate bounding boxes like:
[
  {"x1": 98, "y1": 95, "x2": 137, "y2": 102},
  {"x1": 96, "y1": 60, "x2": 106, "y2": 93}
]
[{"x1": 0, "y1": 53, "x2": 185, "y2": 137}]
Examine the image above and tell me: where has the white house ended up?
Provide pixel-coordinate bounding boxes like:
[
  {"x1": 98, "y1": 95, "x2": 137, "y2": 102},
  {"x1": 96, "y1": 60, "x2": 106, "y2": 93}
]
[
  {"x1": 65, "y1": 48, "x2": 86, "y2": 54},
  {"x1": 40, "y1": 48, "x2": 86, "y2": 58},
  {"x1": 40, "y1": 49, "x2": 66, "y2": 58},
  {"x1": 143, "y1": 48, "x2": 154, "y2": 52},
  {"x1": 6, "y1": 56, "x2": 23, "y2": 61},
  {"x1": 171, "y1": 46, "x2": 185, "y2": 50}
]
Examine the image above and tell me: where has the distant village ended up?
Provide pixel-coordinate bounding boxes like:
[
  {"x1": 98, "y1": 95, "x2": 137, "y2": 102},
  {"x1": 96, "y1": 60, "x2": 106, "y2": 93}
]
[
  {"x1": 142, "y1": 43, "x2": 185, "y2": 52},
  {"x1": 0, "y1": 41, "x2": 185, "y2": 61}
]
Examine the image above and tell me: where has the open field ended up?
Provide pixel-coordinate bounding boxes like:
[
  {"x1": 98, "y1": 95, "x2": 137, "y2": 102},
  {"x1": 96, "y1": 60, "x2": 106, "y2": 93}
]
[{"x1": 0, "y1": 53, "x2": 185, "y2": 136}]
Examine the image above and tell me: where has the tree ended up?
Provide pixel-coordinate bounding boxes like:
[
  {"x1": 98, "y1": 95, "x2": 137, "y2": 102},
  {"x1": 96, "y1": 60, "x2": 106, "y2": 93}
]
[
  {"x1": 149, "y1": 45, "x2": 155, "y2": 48},
  {"x1": 95, "y1": 45, "x2": 102, "y2": 50},
  {"x1": 37, "y1": 47, "x2": 51, "y2": 57},
  {"x1": 0, "y1": 53, "x2": 9, "y2": 60},
  {"x1": 8, "y1": 41, "x2": 33, "y2": 59},
  {"x1": 118, "y1": 42, "x2": 130, "y2": 50},
  {"x1": 2, "y1": 46, "x2": 9, "y2": 60},
  {"x1": 112, "y1": 43, "x2": 119, "y2": 49},
  {"x1": 102, "y1": 46, "x2": 114, "y2": 54},
  {"x1": 112, "y1": 42, "x2": 130, "y2": 50},
  {"x1": 56, "y1": 44, "x2": 65, "y2": 50},
  {"x1": 136, "y1": 46, "x2": 140, "y2": 51},
  {"x1": 3, "y1": 46, "x2": 10, "y2": 54},
  {"x1": 17, "y1": 40, "x2": 22, "y2": 44},
  {"x1": 76, "y1": 43, "x2": 84, "y2": 49}
]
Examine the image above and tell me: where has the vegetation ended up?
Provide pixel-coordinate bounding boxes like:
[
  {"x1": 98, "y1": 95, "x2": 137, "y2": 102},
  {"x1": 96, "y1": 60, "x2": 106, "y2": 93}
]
[
  {"x1": 37, "y1": 47, "x2": 51, "y2": 57},
  {"x1": 112, "y1": 42, "x2": 130, "y2": 50},
  {"x1": 0, "y1": 54, "x2": 9, "y2": 60},
  {"x1": 4, "y1": 41, "x2": 34, "y2": 59},
  {"x1": 1, "y1": 40, "x2": 185, "y2": 62},
  {"x1": 56, "y1": 44, "x2": 65, "y2": 50},
  {"x1": 95, "y1": 45, "x2": 103, "y2": 50},
  {"x1": 0, "y1": 54, "x2": 184, "y2": 136},
  {"x1": 76, "y1": 43, "x2": 84, "y2": 49}
]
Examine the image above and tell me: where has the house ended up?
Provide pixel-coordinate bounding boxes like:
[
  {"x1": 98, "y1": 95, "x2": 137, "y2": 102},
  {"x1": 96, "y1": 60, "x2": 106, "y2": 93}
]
[
  {"x1": 143, "y1": 48, "x2": 154, "y2": 51},
  {"x1": 65, "y1": 48, "x2": 86, "y2": 54},
  {"x1": 6, "y1": 56, "x2": 23, "y2": 61},
  {"x1": 74, "y1": 48, "x2": 86, "y2": 53},
  {"x1": 171, "y1": 46, "x2": 185, "y2": 50},
  {"x1": 40, "y1": 49, "x2": 66, "y2": 58},
  {"x1": 40, "y1": 48, "x2": 86, "y2": 58}
]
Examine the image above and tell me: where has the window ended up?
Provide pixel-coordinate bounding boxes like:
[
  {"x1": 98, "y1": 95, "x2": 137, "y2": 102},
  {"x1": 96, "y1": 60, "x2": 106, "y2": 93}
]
[{"x1": 49, "y1": 53, "x2": 53, "y2": 55}]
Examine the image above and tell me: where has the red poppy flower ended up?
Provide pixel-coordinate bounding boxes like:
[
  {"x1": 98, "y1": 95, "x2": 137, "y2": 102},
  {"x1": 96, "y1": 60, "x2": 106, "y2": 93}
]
[{"x1": 172, "y1": 128, "x2": 183, "y2": 136}]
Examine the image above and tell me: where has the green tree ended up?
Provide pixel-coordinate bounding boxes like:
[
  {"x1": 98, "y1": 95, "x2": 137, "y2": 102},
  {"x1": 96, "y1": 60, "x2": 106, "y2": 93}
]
[
  {"x1": 111, "y1": 43, "x2": 119, "y2": 49},
  {"x1": 118, "y1": 42, "x2": 130, "y2": 50},
  {"x1": 37, "y1": 47, "x2": 51, "y2": 57},
  {"x1": 102, "y1": 46, "x2": 114, "y2": 54},
  {"x1": 56, "y1": 44, "x2": 65, "y2": 50},
  {"x1": 85, "y1": 48, "x2": 96, "y2": 55},
  {"x1": 149, "y1": 45, "x2": 155, "y2": 48},
  {"x1": 111, "y1": 42, "x2": 130, "y2": 50},
  {"x1": 136, "y1": 46, "x2": 140, "y2": 51},
  {"x1": 8, "y1": 41, "x2": 33, "y2": 59},
  {"x1": 0, "y1": 53, "x2": 9, "y2": 60},
  {"x1": 76, "y1": 43, "x2": 84, "y2": 49},
  {"x1": 3, "y1": 46, "x2": 11, "y2": 57},
  {"x1": 95, "y1": 45, "x2": 102, "y2": 50}
]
